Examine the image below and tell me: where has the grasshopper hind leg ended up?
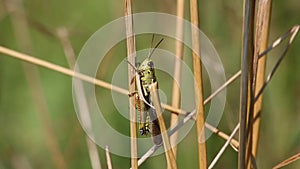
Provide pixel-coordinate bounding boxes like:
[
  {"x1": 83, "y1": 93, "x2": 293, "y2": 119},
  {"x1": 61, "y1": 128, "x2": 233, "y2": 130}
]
[
  {"x1": 139, "y1": 123, "x2": 151, "y2": 135},
  {"x1": 138, "y1": 105, "x2": 151, "y2": 136},
  {"x1": 149, "y1": 107, "x2": 162, "y2": 145}
]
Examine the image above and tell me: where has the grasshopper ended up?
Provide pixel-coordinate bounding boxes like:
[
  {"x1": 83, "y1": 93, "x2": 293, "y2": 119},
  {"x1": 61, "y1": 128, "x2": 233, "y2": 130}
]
[{"x1": 128, "y1": 36, "x2": 164, "y2": 145}]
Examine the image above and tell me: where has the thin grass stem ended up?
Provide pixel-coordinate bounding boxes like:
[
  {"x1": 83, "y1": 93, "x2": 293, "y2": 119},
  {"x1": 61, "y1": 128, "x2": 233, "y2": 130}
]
[
  {"x1": 209, "y1": 123, "x2": 240, "y2": 169},
  {"x1": 105, "y1": 146, "x2": 113, "y2": 169},
  {"x1": 273, "y1": 153, "x2": 300, "y2": 169},
  {"x1": 124, "y1": 0, "x2": 138, "y2": 168},
  {"x1": 254, "y1": 25, "x2": 300, "y2": 102},
  {"x1": 149, "y1": 82, "x2": 177, "y2": 169},
  {"x1": 170, "y1": 0, "x2": 185, "y2": 158},
  {"x1": 86, "y1": 138, "x2": 102, "y2": 169},
  {"x1": 239, "y1": 0, "x2": 255, "y2": 168},
  {"x1": 56, "y1": 27, "x2": 102, "y2": 169},
  {"x1": 251, "y1": 0, "x2": 272, "y2": 159},
  {"x1": 190, "y1": 0, "x2": 208, "y2": 168}
]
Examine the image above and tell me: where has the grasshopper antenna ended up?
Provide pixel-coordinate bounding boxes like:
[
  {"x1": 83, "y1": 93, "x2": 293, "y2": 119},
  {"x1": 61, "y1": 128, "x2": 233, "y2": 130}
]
[
  {"x1": 123, "y1": 59, "x2": 139, "y2": 72},
  {"x1": 147, "y1": 35, "x2": 164, "y2": 59},
  {"x1": 146, "y1": 34, "x2": 155, "y2": 58}
]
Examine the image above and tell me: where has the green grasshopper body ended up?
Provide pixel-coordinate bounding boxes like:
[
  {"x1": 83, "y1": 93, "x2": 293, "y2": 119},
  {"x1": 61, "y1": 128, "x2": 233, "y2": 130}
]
[
  {"x1": 136, "y1": 58, "x2": 162, "y2": 145},
  {"x1": 129, "y1": 36, "x2": 164, "y2": 145}
]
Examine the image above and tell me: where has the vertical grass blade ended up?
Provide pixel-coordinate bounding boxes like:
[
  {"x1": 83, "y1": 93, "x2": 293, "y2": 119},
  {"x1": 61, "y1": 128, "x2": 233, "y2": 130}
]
[
  {"x1": 124, "y1": 0, "x2": 138, "y2": 168},
  {"x1": 56, "y1": 27, "x2": 102, "y2": 169},
  {"x1": 86, "y1": 138, "x2": 103, "y2": 169},
  {"x1": 105, "y1": 146, "x2": 113, "y2": 169},
  {"x1": 189, "y1": 0, "x2": 207, "y2": 168},
  {"x1": 170, "y1": 0, "x2": 185, "y2": 158},
  {"x1": 254, "y1": 25, "x2": 300, "y2": 102},
  {"x1": 252, "y1": 0, "x2": 272, "y2": 159},
  {"x1": 149, "y1": 82, "x2": 178, "y2": 169},
  {"x1": 239, "y1": 0, "x2": 255, "y2": 168}
]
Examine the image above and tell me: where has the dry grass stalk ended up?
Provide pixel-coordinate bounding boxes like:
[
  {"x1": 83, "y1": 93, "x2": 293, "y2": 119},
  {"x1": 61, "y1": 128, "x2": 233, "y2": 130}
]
[
  {"x1": 124, "y1": 0, "x2": 138, "y2": 168},
  {"x1": 105, "y1": 146, "x2": 113, "y2": 169},
  {"x1": 254, "y1": 25, "x2": 300, "y2": 101},
  {"x1": 251, "y1": 0, "x2": 272, "y2": 159},
  {"x1": 189, "y1": 0, "x2": 207, "y2": 168},
  {"x1": 242, "y1": 26, "x2": 299, "y2": 166},
  {"x1": 251, "y1": 24, "x2": 299, "y2": 167},
  {"x1": 134, "y1": 145, "x2": 159, "y2": 168},
  {"x1": 149, "y1": 82, "x2": 177, "y2": 169},
  {"x1": 248, "y1": 24, "x2": 299, "y2": 168},
  {"x1": 204, "y1": 70, "x2": 242, "y2": 150},
  {"x1": 0, "y1": 46, "x2": 129, "y2": 95},
  {"x1": 239, "y1": 0, "x2": 255, "y2": 168},
  {"x1": 273, "y1": 153, "x2": 300, "y2": 169},
  {"x1": 86, "y1": 138, "x2": 102, "y2": 169},
  {"x1": 56, "y1": 27, "x2": 102, "y2": 169},
  {"x1": 170, "y1": 0, "x2": 185, "y2": 158},
  {"x1": 209, "y1": 123, "x2": 240, "y2": 169},
  {"x1": 204, "y1": 123, "x2": 239, "y2": 151},
  {"x1": 56, "y1": 27, "x2": 77, "y2": 68},
  {"x1": 5, "y1": 1, "x2": 67, "y2": 169}
]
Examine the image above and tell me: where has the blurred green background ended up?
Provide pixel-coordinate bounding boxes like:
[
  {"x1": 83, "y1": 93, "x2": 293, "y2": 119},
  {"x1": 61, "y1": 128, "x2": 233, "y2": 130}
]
[{"x1": 0, "y1": 0, "x2": 299, "y2": 168}]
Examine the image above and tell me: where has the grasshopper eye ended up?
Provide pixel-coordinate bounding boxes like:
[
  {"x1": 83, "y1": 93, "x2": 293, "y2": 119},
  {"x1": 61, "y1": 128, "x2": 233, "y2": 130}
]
[{"x1": 147, "y1": 61, "x2": 153, "y2": 68}]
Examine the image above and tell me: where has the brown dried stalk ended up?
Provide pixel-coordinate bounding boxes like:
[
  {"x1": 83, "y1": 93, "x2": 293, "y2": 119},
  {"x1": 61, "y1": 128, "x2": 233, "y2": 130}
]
[
  {"x1": 124, "y1": 0, "x2": 138, "y2": 168},
  {"x1": 170, "y1": 0, "x2": 185, "y2": 158},
  {"x1": 56, "y1": 27, "x2": 102, "y2": 169},
  {"x1": 209, "y1": 123, "x2": 240, "y2": 169},
  {"x1": 86, "y1": 138, "x2": 103, "y2": 169},
  {"x1": 105, "y1": 146, "x2": 113, "y2": 169},
  {"x1": 251, "y1": 0, "x2": 272, "y2": 159},
  {"x1": 273, "y1": 153, "x2": 300, "y2": 169},
  {"x1": 189, "y1": 0, "x2": 207, "y2": 168},
  {"x1": 149, "y1": 82, "x2": 177, "y2": 169}
]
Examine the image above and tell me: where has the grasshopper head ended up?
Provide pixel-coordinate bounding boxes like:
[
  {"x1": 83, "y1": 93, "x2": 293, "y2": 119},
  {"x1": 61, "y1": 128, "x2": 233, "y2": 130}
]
[
  {"x1": 139, "y1": 58, "x2": 154, "y2": 70},
  {"x1": 138, "y1": 58, "x2": 156, "y2": 83}
]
